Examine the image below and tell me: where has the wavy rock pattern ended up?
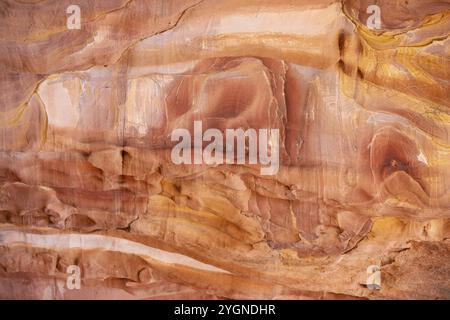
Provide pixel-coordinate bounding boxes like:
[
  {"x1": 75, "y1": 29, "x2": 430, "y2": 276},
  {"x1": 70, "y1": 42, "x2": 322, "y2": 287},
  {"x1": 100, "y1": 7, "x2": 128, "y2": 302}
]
[{"x1": 0, "y1": 0, "x2": 449, "y2": 299}]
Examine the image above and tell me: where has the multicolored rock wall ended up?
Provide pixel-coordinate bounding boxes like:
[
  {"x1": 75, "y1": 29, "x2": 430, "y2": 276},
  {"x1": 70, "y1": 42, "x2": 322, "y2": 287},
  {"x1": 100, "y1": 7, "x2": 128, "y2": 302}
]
[{"x1": 0, "y1": 0, "x2": 449, "y2": 299}]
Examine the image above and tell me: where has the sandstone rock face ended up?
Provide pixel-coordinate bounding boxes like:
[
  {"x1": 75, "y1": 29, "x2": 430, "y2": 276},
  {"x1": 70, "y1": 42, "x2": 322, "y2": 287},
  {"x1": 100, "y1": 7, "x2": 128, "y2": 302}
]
[{"x1": 0, "y1": 0, "x2": 449, "y2": 299}]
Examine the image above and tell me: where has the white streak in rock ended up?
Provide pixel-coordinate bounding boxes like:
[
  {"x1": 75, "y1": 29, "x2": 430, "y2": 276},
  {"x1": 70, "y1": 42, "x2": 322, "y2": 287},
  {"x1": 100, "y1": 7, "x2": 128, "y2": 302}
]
[{"x1": 0, "y1": 230, "x2": 230, "y2": 274}]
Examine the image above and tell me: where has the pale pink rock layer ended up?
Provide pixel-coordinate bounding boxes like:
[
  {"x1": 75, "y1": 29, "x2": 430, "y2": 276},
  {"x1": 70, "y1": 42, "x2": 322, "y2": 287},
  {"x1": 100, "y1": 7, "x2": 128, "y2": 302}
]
[{"x1": 0, "y1": 0, "x2": 449, "y2": 299}]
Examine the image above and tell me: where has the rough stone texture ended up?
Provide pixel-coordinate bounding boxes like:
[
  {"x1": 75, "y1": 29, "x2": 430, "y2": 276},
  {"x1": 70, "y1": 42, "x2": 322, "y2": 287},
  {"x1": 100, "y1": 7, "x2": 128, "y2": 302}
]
[{"x1": 0, "y1": 0, "x2": 449, "y2": 299}]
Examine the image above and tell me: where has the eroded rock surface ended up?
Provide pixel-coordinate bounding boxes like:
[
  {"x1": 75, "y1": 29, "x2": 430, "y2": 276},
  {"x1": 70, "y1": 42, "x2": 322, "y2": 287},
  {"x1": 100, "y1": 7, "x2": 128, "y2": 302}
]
[{"x1": 0, "y1": 0, "x2": 449, "y2": 299}]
